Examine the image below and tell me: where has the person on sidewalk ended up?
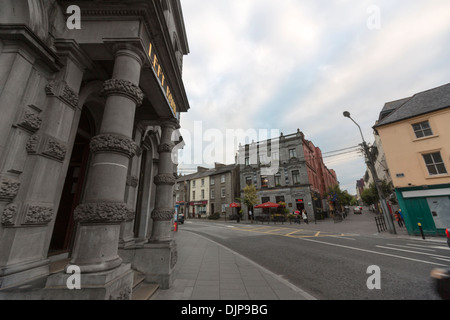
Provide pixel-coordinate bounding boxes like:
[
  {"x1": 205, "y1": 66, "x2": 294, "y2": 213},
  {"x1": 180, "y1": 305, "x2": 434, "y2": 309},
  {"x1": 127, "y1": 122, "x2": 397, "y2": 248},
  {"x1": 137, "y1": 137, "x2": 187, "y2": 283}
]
[
  {"x1": 394, "y1": 211, "x2": 403, "y2": 227},
  {"x1": 302, "y1": 209, "x2": 308, "y2": 224},
  {"x1": 295, "y1": 211, "x2": 301, "y2": 224}
]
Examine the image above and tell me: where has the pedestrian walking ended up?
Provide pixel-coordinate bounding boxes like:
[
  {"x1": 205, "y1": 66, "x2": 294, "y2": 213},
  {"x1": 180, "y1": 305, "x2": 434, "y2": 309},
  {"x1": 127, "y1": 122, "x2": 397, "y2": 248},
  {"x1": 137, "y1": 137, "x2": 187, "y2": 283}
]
[
  {"x1": 294, "y1": 210, "x2": 301, "y2": 224},
  {"x1": 302, "y1": 209, "x2": 308, "y2": 224},
  {"x1": 394, "y1": 211, "x2": 403, "y2": 227},
  {"x1": 249, "y1": 210, "x2": 253, "y2": 224}
]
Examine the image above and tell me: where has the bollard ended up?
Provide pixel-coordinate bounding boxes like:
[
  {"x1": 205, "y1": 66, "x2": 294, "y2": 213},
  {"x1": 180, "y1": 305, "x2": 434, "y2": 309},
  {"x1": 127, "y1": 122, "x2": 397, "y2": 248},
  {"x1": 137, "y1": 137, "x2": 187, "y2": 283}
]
[{"x1": 418, "y1": 223, "x2": 425, "y2": 240}]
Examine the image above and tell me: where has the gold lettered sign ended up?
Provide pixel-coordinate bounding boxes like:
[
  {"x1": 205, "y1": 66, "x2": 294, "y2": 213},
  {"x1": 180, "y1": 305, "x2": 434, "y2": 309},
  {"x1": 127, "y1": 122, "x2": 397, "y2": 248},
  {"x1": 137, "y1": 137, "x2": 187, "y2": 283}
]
[{"x1": 148, "y1": 43, "x2": 177, "y2": 115}]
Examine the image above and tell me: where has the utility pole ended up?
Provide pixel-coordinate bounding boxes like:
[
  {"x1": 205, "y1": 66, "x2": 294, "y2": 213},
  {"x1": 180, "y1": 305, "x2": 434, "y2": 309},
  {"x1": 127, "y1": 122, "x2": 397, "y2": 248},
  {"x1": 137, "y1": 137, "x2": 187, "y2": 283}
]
[{"x1": 343, "y1": 111, "x2": 396, "y2": 234}]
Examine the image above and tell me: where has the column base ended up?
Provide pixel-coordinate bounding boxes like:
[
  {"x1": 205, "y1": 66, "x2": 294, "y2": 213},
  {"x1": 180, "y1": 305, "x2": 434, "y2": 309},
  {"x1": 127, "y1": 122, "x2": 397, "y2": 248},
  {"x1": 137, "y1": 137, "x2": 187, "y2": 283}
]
[
  {"x1": 149, "y1": 220, "x2": 174, "y2": 243},
  {"x1": 131, "y1": 240, "x2": 177, "y2": 289},
  {"x1": 44, "y1": 263, "x2": 133, "y2": 300}
]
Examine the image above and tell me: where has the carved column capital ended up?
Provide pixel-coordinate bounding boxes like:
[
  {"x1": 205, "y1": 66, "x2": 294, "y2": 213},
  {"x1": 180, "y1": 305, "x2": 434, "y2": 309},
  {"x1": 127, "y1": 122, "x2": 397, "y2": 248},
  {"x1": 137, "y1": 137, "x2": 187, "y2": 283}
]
[
  {"x1": 154, "y1": 173, "x2": 176, "y2": 186},
  {"x1": 90, "y1": 134, "x2": 138, "y2": 158},
  {"x1": 101, "y1": 79, "x2": 144, "y2": 106},
  {"x1": 74, "y1": 202, "x2": 135, "y2": 223},
  {"x1": 157, "y1": 143, "x2": 175, "y2": 154},
  {"x1": 151, "y1": 208, "x2": 175, "y2": 222}
]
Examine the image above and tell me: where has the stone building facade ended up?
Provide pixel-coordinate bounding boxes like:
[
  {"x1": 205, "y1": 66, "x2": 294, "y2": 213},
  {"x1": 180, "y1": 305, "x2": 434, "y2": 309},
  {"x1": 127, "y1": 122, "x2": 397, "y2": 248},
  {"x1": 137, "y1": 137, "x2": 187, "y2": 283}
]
[
  {"x1": 0, "y1": 0, "x2": 190, "y2": 299},
  {"x1": 209, "y1": 163, "x2": 240, "y2": 219},
  {"x1": 176, "y1": 163, "x2": 240, "y2": 219},
  {"x1": 238, "y1": 130, "x2": 339, "y2": 221}
]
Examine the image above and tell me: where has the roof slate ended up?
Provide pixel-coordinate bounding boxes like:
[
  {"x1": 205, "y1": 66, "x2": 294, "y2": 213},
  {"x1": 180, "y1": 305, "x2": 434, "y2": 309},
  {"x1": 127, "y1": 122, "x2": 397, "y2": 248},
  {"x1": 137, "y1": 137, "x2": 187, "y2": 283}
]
[{"x1": 375, "y1": 82, "x2": 450, "y2": 128}]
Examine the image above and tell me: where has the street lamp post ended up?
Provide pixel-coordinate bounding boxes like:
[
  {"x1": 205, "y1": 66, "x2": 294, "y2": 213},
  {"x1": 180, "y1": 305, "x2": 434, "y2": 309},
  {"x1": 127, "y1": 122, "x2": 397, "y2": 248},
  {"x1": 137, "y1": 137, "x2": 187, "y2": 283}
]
[{"x1": 343, "y1": 111, "x2": 396, "y2": 234}]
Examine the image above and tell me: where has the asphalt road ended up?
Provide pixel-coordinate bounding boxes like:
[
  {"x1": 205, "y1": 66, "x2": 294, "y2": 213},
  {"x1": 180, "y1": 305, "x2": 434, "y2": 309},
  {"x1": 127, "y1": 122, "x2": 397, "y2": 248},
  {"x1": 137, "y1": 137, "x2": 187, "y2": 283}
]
[{"x1": 179, "y1": 214, "x2": 449, "y2": 300}]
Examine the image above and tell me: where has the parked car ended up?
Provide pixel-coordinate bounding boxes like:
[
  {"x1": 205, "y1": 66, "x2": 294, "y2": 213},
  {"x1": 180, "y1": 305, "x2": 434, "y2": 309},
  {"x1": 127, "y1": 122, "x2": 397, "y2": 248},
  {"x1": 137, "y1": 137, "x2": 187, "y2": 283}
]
[{"x1": 353, "y1": 206, "x2": 363, "y2": 214}]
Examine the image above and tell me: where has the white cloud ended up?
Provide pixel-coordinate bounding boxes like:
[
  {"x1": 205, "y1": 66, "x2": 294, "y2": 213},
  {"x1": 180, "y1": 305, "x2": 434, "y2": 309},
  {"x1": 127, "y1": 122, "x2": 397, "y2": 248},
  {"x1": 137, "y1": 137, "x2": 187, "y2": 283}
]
[{"x1": 179, "y1": 0, "x2": 450, "y2": 193}]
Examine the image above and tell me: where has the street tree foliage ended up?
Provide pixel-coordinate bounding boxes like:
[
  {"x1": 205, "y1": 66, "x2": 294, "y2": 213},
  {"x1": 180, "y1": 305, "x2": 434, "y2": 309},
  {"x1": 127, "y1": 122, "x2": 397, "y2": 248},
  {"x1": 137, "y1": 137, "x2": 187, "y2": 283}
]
[
  {"x1": 326, "y1": 184, "x2": 355, "y2": 206},
  {"x1": 237, "y1": 184, "x2": 259, "y2": 210},
  {"x1": 242, "y1": 184, "x2": 259, "y2": 208},
  {"x1": 360, "y1": 180, "x2": 395, "y2": 206}
]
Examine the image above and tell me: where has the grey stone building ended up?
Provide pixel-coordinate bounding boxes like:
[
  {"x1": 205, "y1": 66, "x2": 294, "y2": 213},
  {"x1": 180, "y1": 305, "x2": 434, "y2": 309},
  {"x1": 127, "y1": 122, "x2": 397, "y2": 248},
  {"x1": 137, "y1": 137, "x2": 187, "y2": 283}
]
[
  {"x1": 209, "y1": 163, "x2": 240, "y2": 219},
  {"x1": 238, "y1": 130, "x2": 332, "y2": 222},
  {"x1": 0, "y1": 0, "x2": 190, "y2": 299}
]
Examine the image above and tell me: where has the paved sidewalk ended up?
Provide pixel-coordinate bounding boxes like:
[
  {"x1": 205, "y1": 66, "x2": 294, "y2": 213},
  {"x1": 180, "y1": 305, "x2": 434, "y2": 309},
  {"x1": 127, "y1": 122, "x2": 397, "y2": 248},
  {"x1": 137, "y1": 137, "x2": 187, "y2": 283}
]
[{"x1": 151, "y1": 230, "x2": 316, "y2": 300}]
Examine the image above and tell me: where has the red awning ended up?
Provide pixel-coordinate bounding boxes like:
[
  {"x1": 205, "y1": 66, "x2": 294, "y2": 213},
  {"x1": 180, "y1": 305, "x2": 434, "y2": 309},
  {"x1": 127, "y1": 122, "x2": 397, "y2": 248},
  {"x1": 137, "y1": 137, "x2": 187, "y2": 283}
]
[
  {"x1": 229, "y1": 203, "x2": 241, "y2": 208},
  {"x1": 254, "y1": 202, "x2": 280, "y2": 209}
]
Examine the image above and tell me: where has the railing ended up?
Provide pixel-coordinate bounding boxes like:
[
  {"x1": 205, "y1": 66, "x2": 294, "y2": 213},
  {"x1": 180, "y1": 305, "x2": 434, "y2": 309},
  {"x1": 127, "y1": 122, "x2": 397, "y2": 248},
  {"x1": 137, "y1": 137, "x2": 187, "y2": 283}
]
[{"x1": 375, "y1": 215, "x2": 387, "y2": 233}]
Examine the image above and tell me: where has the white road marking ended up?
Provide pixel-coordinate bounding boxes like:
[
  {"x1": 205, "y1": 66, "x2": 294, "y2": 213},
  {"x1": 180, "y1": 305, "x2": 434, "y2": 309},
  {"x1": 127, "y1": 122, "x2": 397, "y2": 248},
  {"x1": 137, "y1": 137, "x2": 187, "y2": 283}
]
[
  {"x1": 386, "y1": 243, "x2": 436, "y2": 252},
  {"x1": 297, "y1": 238, "x2": 449, "y2": 267},
  {"x1": 376, "y1": 245, "x2": 450, "y2": 260}
]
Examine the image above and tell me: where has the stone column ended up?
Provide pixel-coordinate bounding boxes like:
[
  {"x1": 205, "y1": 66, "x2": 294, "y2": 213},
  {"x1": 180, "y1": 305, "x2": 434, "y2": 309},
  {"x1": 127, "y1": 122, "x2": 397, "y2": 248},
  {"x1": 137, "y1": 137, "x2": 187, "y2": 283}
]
[
  {"x1": 69, "y1": 45, "x2": 144, "y2": 274},
  {"x1": 149, "y1": 119, "x2": 180, "y2": 243},
  {"x1": 131, "y1": 119, "x2": 179, "y2": 289}
]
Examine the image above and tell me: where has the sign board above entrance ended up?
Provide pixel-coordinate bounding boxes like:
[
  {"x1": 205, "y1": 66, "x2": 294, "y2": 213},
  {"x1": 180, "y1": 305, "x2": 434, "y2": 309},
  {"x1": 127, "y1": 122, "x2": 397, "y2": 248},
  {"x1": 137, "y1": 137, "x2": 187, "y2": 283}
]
[{"x1": 148, "y1": 43, "x2": 177, "y2": 116}]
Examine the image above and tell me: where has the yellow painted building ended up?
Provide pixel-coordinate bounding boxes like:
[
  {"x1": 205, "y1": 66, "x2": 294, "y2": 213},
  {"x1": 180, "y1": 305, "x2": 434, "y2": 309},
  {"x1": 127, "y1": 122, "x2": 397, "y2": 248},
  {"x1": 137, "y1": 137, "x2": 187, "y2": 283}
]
[{"x1": 374, "y1": 83, "x2": 450, "y2": 236}]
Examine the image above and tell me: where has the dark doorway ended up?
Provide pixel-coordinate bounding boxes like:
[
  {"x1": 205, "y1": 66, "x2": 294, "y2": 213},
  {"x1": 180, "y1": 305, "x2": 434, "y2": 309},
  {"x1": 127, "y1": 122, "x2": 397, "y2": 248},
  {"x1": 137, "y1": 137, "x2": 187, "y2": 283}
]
[{"x1": 49, "y1": 110, "x2": 93, "y2": 255}]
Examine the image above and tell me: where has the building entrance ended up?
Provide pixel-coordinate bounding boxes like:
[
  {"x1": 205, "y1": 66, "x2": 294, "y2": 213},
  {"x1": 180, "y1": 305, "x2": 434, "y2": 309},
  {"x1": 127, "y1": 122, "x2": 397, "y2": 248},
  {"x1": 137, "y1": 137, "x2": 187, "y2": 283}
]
[{"x1": 49, "y1": 110, "x2": 93, "y2": 255}]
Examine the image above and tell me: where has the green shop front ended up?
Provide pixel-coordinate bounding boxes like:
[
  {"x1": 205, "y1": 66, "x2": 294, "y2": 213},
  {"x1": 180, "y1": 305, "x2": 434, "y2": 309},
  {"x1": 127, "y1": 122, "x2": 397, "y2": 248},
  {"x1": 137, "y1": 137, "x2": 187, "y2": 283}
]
[{"x1": 396, "y1": 184, "x2": 450, "y2": 236}]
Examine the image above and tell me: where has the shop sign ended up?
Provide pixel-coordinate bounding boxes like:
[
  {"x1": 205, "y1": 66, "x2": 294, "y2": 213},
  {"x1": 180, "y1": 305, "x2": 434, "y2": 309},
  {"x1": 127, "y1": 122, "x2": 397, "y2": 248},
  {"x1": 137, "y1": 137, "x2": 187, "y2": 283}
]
[
  {"x1": 190, "y1": 201, "x2": 208, "y2": 206},
  {"x1": 148, "y1": 43, "x2": 177, "y2": 115}
]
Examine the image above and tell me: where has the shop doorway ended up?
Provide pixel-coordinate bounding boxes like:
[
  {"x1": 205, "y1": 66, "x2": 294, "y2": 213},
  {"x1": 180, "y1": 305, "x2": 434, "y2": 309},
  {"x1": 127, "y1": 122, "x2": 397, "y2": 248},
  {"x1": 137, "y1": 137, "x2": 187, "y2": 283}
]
[
  {"x1": 49, "y1": 110, "x2": 93, "y2": 255},
  {"x1": 296, "y1": 202, "x2": 305, "y2": 211}
]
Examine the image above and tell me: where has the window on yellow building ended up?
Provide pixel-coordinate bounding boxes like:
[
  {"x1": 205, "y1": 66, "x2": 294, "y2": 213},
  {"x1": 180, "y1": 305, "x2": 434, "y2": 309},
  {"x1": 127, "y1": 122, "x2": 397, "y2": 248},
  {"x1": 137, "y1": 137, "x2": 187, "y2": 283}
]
[
  {"x1": 412, "y1": 121, "x2": 433, "y2": 139},
  {"x1": 423, "y1": 152, "x2": 447, "y2": 175}
]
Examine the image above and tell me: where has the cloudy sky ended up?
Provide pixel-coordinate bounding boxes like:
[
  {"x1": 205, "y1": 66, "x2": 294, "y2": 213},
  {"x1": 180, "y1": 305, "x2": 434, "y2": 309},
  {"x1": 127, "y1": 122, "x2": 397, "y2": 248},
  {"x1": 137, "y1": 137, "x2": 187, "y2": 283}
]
[{"x1": 177, "y1": 0, "x2": 450, "y2": 194}]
